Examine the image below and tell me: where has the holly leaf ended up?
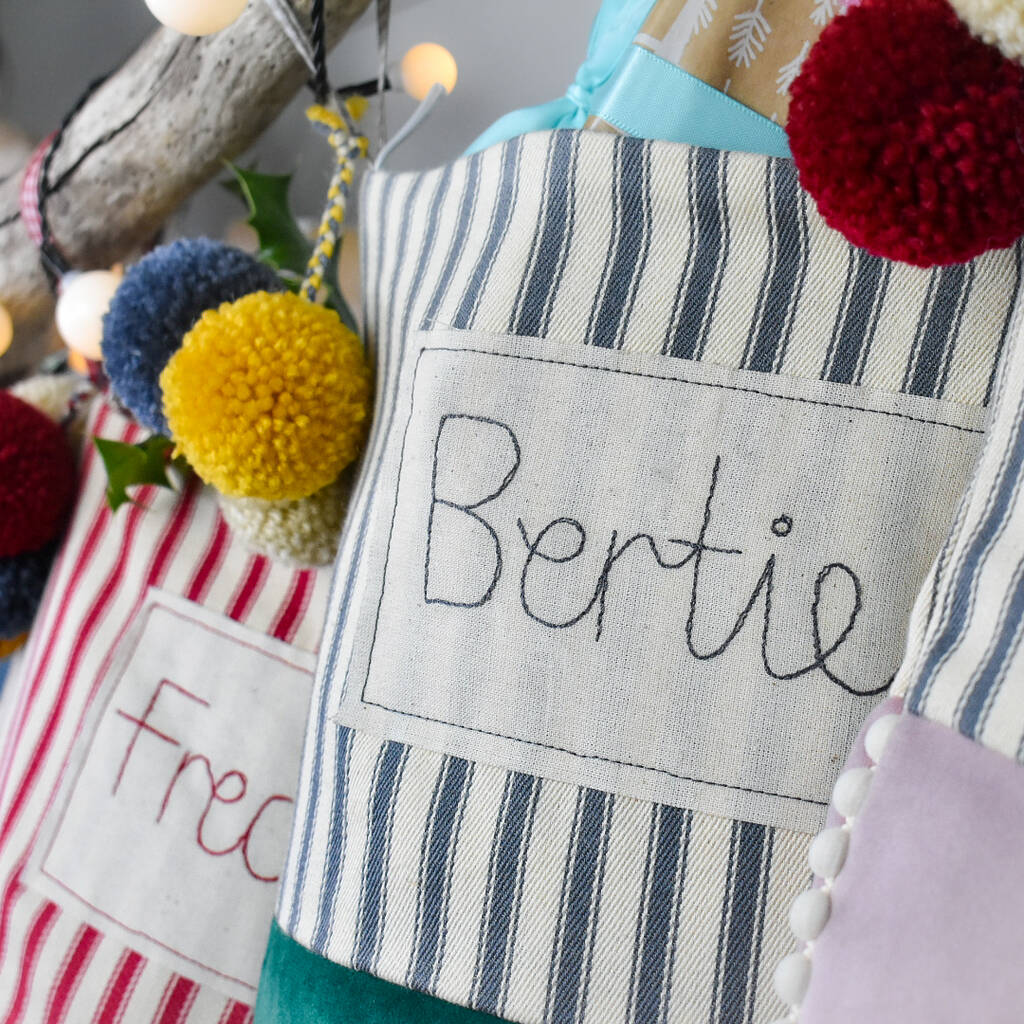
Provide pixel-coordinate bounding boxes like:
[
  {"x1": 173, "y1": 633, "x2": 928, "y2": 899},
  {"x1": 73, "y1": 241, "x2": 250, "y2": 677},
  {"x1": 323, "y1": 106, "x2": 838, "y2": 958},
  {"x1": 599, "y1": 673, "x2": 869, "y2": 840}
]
[
  {"x1": 223, "y1": 164, "x2": 312, "y2": 277},
  {"x1": 225, "y1": 163, "x2": 360, "y2": 333},
  {"x1": 94, "y1": 435, "x2": 188, "y2": 512}
]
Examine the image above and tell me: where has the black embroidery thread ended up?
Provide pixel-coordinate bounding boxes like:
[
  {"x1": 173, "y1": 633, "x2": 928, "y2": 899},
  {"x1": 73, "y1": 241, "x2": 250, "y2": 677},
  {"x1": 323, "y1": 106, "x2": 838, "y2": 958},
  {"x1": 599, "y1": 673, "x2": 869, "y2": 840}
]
[
  {"x1": 424, "y1": 419, "x2": 888, "y2": 694},
  {"x1": 425, "y1": 413, "x2": 521, "y2": 609},
  {"x1": 517, "y1": 517, "x2": 741, "y2": 641},
  {"x1": 354, "y1": 342, "x2": 944, "y2": 807},
  {"x1": 681, "y1": 457, "x2": 890, "y2": 696},
  {"x1": 338, "y1": 704, "x2": 828, "y2": 808},
  {"x1": 426, "y1": 346, "x2": 985, "y2": 434}
]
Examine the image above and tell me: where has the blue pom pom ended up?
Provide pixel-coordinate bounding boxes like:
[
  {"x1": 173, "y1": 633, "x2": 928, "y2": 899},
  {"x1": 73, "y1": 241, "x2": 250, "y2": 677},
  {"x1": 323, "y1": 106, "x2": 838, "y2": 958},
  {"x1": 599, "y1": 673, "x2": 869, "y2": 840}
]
[
  {"x1": 102, "y1": 238, "x2": 284, "y2": 434},
  {"x1": 0, "y1": 542, "x2": 58, "y2": 639}
]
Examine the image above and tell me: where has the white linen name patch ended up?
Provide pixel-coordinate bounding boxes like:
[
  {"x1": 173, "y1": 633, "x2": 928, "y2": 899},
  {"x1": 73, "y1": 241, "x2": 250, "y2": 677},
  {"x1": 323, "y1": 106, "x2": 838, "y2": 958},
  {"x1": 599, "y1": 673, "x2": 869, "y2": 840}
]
[
  {"x1": 333, "y1": 329, "x2": 983, "y2": 833},
  {"x1": 31, "y1": 589, "x2": 315, "y2": 1000}
]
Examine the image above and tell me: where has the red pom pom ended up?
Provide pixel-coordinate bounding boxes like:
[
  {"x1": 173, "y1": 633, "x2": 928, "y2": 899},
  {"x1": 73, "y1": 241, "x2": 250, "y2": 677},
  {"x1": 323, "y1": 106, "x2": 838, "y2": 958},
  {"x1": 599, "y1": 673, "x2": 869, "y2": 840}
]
[
  {"x1": 0, "y1": 392, "x2": 75, "y2": 558},
  {"x1": 788, "y1": 0, "x2": 1024, "y2": 267}
]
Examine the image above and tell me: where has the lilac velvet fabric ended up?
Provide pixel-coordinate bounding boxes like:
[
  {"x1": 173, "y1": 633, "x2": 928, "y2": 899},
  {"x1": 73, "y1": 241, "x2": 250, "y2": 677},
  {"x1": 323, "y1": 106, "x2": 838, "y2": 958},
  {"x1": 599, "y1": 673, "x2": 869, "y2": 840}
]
[{"x1": 801, "y1": 713, "x2": 1024, "y2": 1023}]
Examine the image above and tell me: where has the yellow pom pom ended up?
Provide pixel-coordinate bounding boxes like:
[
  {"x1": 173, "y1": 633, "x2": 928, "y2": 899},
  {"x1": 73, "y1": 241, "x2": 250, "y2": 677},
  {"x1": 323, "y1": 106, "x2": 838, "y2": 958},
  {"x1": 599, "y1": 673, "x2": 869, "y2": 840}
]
[{"x1": 161, "y1": 291, "x2": 371, "y2": 500}]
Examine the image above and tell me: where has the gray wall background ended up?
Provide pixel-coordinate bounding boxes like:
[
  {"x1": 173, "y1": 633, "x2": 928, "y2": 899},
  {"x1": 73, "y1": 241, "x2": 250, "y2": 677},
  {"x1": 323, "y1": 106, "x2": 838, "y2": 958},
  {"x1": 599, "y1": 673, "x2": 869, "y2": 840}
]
[{"x1": 0, "y1": 0, "x2": 593, "y2": 236}]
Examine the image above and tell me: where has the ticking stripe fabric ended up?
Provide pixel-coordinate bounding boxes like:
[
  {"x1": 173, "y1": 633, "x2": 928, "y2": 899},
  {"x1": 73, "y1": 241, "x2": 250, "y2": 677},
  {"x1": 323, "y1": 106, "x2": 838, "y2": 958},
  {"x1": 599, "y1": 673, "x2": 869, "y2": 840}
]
[
  {"x1": 0, "y1": 401, "x2": 331, "y2": 1024},
  {"x1": 282, "y1": 729, "x2": 810, "y2": 1023},
  {"x1": 900, "y1": 265, "x2": 1024, "y2": 761},
  {"x1": 273, "y1": 130, "x2": 1023, "y2": 1024}
]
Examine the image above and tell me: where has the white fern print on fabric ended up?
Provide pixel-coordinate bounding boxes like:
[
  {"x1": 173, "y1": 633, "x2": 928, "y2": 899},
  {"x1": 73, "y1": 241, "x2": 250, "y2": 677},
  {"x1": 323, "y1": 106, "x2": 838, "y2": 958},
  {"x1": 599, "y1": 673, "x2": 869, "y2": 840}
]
[
  {"x1": 635, "y1": 0, "x2": 718, "y2": 64},
  {"x1": 728, "y1": 0, "x2": 772, "y2": 68},
  {"x1": 776, "y1": 40, "x2": 810, "y2": 95},
  {"x1": 675, "y1": 0, "x2": 719, "y2": 42},
  {"x1": 810, "y1": 0, "x2": 841, "y2": 26}
]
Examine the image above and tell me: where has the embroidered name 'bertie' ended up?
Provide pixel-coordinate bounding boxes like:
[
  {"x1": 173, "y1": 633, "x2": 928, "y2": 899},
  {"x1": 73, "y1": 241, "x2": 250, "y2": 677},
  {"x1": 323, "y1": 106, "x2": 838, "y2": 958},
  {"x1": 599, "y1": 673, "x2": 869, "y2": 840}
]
[
  {"x1": 112, "y1": 677, "x2": 293, "y2": 883},
  {"x1": 423, "y1": 412, "x2": 889, "y2": 698}
]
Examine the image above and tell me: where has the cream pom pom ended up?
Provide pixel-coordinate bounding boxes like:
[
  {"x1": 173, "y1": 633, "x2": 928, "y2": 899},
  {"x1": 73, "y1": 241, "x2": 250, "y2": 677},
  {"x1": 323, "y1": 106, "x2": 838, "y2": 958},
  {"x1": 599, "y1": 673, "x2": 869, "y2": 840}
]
[
  {"x1": 949, "y1": 0, "x2": 1024, "y2": 61},
  {"x1": 218, "y1": 475, "x2": 350, "y2": 567},
  {"x1": 10, "y1": 373, "x2": 83, "y2": 424}
]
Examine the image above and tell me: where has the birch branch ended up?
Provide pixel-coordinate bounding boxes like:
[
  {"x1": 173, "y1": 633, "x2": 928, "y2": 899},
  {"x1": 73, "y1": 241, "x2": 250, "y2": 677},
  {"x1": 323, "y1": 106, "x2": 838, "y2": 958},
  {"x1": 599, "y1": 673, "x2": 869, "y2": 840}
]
[{"x1": 0, "y1": 0, "x2": 371, "y2": 375}]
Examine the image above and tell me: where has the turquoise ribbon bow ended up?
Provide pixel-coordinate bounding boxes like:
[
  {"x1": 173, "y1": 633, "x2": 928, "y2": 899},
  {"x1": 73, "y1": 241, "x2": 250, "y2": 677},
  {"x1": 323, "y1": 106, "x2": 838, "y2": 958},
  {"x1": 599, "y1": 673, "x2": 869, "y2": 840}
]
[
  {"x1": 466, "y1": 0, "x2": 657, "y2": 155},
  {"x1": 466, "y1": 0, "x2": 791, "y2": 159}
]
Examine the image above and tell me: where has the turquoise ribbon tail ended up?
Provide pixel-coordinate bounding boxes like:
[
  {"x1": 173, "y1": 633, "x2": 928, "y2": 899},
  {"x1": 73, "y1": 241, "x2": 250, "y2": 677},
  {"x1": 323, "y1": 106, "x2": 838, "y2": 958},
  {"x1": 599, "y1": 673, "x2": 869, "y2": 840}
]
[{"x1": 589, "y1": 46, "x2": 792, "y2": 157}]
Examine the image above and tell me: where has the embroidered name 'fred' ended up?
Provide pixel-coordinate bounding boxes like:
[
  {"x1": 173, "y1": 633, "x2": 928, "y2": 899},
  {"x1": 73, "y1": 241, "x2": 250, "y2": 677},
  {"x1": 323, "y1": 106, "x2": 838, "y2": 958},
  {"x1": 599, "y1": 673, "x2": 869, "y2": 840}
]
[
  {"x1": 34, "y1": 591, "x2": 316, "y2": 996},
  {"x1": 339, "y1": 331, "x2": 985, "y2": 831},
  {"x1": 111, "y1": 676, "x2": 293, "y2": 883}
]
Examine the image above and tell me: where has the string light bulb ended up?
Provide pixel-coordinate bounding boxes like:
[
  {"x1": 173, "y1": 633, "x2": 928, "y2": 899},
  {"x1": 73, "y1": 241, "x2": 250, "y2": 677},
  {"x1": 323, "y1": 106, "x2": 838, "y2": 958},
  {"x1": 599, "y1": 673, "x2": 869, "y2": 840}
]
[
  {"x1": 400, "y1": 43, "x2": 458, "y2": 101},
  {"x1": 0, "y1": 302, "x2": 12, "y2": 358},
  {"x1": 223, "y1": 219, "x2": 259, "y2": 254},
  {"x1": 67, "y1": 350, "x2": 91, "y2": 375},
  {"x1": 144, "y1": 0, "x2": 248, "y2": 36},
  {"x1": 55, "y1": 269, "x2": 122, "y2": 361},
  {"x1": 335, "y1": 229, "x2": 361, "y2": 318}
]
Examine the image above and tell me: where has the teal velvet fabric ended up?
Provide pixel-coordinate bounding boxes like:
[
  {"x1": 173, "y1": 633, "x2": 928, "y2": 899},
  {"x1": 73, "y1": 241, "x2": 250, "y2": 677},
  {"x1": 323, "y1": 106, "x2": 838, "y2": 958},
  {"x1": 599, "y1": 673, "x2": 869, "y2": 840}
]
[{"x1": 254, "y1": 921, "x2": 510, "y2": 1024}]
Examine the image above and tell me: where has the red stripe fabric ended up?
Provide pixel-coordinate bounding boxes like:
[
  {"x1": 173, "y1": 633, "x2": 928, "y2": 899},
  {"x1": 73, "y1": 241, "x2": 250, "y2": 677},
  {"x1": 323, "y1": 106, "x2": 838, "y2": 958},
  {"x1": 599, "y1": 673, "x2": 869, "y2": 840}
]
[
  {"x1": 0, "y1": 499, "x2": 147, "y2": 852},
  {"x1": 186, "y1": 518, "x2": 230, "y2": 606},
  {"x1": 0, "y1": 867, "x2": 24, "y2": 963},
  {"x1": 45, "y1": 924, "x2": 100, "y2": 1024},
  {"x1": 0, "y1": 403, "x2": 107, "y2": 738},
  {"x1": 0, "y1": 421, "x2": 134, "y2": 960},
  {"x1": 271, "y1": 570, "x2": 313, "y2": 642},
  {"x1": 0, "y1": 484, "x2": 145, "y2": 970},
  {"x1": 93, "y1": 951, "x2": 144, "y2": 1024},
  {"x1": 0, "y1": 402, "x2": 324, "y2": 1022},
  {"x1": 226, "y1": 556, "x2": 271, "y2": 623},
  {"x1": 154, "y1": 977, "x2": 197, "y2": 1024},
  {"x1": 145, "y1": 480, "x2": 200, "y2": 592},
  {"x1": 218, "y1": 1001, "x2": 251, "y2": 1024},
  {"x1": 1, "y1": 436, "x2": 194, "y2": 863},
  {"x1": 0, "y1": 411, "x2": 126, "y2": 843},
  {"x1": 0, "y1": 440, "x2": 197, "y2": 972},
  {"x1": 3, "y1": 902, "x2": 58, "y2": 1024}
]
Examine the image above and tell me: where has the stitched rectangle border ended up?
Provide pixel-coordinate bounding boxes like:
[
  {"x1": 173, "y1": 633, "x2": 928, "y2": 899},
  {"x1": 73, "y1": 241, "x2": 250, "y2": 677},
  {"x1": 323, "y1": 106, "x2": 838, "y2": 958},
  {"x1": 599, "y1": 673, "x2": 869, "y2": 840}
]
[{"x1": 333, "y1": 328, "x2": 984, "y2": 834}]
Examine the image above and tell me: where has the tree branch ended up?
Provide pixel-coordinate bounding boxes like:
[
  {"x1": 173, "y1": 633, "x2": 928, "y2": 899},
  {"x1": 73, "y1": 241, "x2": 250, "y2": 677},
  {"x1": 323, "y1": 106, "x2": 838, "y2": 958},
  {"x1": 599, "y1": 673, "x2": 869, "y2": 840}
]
[{"x1": 0, "y1": 0, "x2": 371, "y2": 375}]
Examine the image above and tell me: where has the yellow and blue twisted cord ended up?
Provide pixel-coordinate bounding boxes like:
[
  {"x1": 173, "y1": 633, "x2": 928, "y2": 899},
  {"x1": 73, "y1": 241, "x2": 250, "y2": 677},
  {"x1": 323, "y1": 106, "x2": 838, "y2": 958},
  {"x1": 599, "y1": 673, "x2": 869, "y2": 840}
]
[{"x1": 301, "y1": 98, "x2": 369, "y2": 303}]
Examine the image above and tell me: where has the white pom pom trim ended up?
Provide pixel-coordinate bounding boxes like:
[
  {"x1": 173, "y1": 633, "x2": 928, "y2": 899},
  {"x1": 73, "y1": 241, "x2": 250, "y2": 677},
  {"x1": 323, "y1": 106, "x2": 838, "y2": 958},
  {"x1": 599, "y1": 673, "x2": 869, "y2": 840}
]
[
  {"x1": 832, "y1": 766, "x2": 873, "y2": 821},
  {"x1": 10, "y1": 373, "x2": 90, "y2": 425},
  {"x1": 774, "y1": 952, "x2": 812, "y2": 1006},
  {"x1": 788, "y1": 887, "x2": 831, "y2": 943},
  {"x1": 807, "y1": 827, "x2": 849, "y2": 880},
  {"x1": 865, "y1": 713, "x2": 901, "y2": 764},
  {"x1": 773, "y1": 711, "x2": 904, "y2": 1017}
]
